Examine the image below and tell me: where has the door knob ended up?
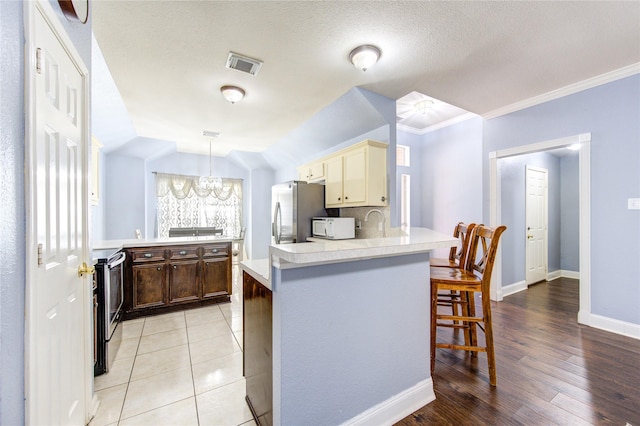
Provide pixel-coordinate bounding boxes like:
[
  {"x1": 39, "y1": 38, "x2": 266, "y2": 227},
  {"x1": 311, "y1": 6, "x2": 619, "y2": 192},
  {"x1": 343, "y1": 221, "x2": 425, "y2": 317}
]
[
  {"x1": 77, "y1": 262, "x2": 95, "y2": 278},
  {"x1": 527, "y1": 234, "x2": 534, "y2": 239}
]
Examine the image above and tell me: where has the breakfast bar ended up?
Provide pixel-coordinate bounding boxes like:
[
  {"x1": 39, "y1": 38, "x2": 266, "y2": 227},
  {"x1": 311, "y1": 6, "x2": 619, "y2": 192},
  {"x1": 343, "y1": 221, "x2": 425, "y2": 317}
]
[{"x1": 241, "y1": 228, "x2": 456, "y2": 426}]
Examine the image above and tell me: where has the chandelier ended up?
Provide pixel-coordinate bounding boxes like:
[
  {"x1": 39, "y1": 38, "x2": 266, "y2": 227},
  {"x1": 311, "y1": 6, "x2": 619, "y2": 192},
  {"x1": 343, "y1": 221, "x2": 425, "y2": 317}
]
[{"x1": 199, "y1": 139, "x2": 223, "y2": 190}]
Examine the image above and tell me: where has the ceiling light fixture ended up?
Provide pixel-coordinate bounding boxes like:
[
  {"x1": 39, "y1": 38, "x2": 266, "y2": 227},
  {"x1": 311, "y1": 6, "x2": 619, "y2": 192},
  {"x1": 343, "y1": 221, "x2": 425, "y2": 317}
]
[
  {"x1": 413, "y1": 99, "x2": 436, "y2": 115},
  {"x1": 220, "y1": 85, "x2": 245, "y2": 104},
  {"x1": 349, "y1": 45, "x2": 381, "y2": 72}
]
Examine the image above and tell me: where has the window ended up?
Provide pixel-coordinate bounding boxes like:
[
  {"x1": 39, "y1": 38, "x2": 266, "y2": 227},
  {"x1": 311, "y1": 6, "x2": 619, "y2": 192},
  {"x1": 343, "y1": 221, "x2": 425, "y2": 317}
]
[
  {"x1": 397, "y1": 144, "x2": 410, "y2": 167},
  {"x1": 401, "y1": 174, "x2": 410, "y2": 230},
  {"x1": 155, "y1": 173, "x2": 243, "y2": 238}
]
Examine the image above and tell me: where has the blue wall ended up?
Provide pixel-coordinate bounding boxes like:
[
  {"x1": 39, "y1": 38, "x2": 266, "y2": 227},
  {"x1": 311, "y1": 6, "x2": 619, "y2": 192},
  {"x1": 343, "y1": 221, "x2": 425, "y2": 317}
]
[
  {"x1": 560, "y1": 155, "x2": 580, "y2": 272},
  {"x1": 91, "y1": 150, "x2": 107, "y2": 241},
  {"x1": 1, "y1": 2, "x2": 26, "y2": 423},
  {"x1": 105, "y1": 154, "x2": 146, "y2": 239},
  {"x1": 415, "y1": 116, "x2": 484, "y2": 258},
  {"x1": 246, "y1": 167, "x2": 275, "y2": 259},
  {"x1": 274, "y1": 253, "x2": 431, "y2": 424},
  {"x1": 484, "y1": 75, "x2": 640, "y2": 325},
  {"x1": 396, "y1": 131, "x2": 424, "y2": 228}
]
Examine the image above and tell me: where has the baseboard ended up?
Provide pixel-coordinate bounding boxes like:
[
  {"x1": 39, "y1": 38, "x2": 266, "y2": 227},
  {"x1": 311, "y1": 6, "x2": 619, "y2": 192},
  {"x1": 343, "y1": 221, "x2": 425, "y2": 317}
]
[
  {"x1": 546, "y1": 270, "x2": 562, "y2": 281},
  {"x1": 501, "y1": 280, "x2": 527, "y2": 298},
  {"x1": 580, "y1": 313, "x2": 640, "y2": 340},
  {"x1": 560, "y1": 270, "x2": 580, "y2": 279},
  {"x1": 547, "y1": 270, "x2": 580, "y2": 280},
  {"x1": 88, "y1": 393, "x2": 100, "y2": 424},
  {"x1": 502, "y1": 270, "x2": 579, "y2": 299},
  {"x1": 342, "y1": 378, "x2": 436, "y2": 426}
]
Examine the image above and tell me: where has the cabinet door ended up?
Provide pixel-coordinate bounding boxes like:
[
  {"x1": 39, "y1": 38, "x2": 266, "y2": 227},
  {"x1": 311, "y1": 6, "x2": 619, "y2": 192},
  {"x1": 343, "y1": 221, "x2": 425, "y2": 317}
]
[
  {"x1": 202, "y1": 257, "x2": 231, "y2": 298},
  {"x1": 132, "y1": 263, "x2": 166, "y2": 309},
  {"x1": 243, "y1": 271, "x2": 273, "y2": 426},
  {"x1": 343, "y1": 148, "x2": 367, "y2": 204},
  {"x1": 168, "y1": 260, "x2": 200, "y2": 304},
  {"x1": 308, "y1": 161, "x2": 325, "y2": 182},
  {"x1": 325, "y1": 156, "x2": 344, "y2": 207},
  {"x1": 297, "y1": 166, "x2": 310, "y2": 181}
]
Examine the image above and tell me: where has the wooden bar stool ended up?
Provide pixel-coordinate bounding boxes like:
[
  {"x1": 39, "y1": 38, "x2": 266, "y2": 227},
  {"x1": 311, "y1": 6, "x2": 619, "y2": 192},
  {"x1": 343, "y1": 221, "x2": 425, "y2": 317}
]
[
  {"x1": 430, "y1": 225, "x2": 507, "y2": 386},
  {"x1": 430, "y1": 222, "x2": 477, "y2": 321},
  {"x1": 430, "y1": 222, "x2": 476, "y2": 269}
]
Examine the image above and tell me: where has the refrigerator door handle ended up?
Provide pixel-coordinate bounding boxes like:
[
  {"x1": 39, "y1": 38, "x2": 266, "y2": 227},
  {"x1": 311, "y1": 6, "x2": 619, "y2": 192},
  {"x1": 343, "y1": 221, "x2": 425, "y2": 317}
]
[{"x1": 273, "y1": 201, "x2": 282, "y2": 244}]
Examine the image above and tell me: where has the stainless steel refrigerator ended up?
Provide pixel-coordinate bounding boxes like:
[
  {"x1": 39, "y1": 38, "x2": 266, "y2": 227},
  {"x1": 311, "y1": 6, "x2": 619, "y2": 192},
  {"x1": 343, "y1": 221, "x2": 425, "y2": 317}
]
[{"x1": 272, "y1": 181, "x2": 326, "y2": 244}]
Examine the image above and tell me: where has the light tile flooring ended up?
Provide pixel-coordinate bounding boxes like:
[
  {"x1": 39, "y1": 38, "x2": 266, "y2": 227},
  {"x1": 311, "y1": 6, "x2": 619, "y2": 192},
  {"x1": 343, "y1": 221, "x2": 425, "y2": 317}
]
[{"x1": 91, "y1": 266, "x2": 254, "y2": 426}]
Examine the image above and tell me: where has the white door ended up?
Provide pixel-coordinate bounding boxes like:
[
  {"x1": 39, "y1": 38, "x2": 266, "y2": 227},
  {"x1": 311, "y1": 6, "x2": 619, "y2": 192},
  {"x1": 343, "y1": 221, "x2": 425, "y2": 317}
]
[
  {"x1": 25, "y1": 2, "x2": 91, "y2": 424},
  {"x1": 525, "y1": 166, "x2": 548, "y2": 285}
]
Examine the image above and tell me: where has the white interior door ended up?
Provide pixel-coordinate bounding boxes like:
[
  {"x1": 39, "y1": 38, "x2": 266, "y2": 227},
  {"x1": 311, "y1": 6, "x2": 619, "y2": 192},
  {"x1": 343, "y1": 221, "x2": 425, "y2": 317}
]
[
  {"x1": 525, "y1": 166, "x2": 548, "y2": 285},
  {"x1": 25, "y1": 2, "x2": 91, "y2": 424}
]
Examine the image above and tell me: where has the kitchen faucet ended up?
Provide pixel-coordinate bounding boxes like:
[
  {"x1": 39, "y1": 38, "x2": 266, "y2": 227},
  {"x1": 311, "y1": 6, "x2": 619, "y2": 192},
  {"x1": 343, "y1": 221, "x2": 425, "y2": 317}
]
[{"x1": 364, "y1": 209, "x2": 386, "y2": 237}]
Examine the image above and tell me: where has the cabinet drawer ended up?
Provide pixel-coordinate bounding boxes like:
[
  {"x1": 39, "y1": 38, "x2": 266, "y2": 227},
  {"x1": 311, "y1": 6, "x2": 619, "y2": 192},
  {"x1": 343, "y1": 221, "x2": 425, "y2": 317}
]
[
  {"x1": 169, "y1": 247, "x2": 199, "y2": 260},
  {"x1": 130, "y1": 248, "x2": 166, "y2": 263},
  {"x1": 202, "y1": 244, "x2": 230, "y2": 258}
]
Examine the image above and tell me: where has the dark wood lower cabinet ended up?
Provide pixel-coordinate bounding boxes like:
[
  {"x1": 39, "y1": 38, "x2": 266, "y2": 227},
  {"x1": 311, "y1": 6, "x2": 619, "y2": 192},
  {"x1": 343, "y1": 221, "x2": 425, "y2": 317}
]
[
  {"x1": 203, "y1": 257, "x2": 231, "y2": 299},
  {"x1": 123, "y1": 242, "x2": 232, "y2": 319},
  {"x1": 243, "y1": 271, "x2": 273, "y2": 426},
  {"x1": 132, "y1": 262, "x2": 166, "y2": 309},
  {"x1": 202, "y1": 243, "x2": 232, "y2": 299},
  {"x1": 169, "y1": 259, "x2": 200, "y2": 304}
]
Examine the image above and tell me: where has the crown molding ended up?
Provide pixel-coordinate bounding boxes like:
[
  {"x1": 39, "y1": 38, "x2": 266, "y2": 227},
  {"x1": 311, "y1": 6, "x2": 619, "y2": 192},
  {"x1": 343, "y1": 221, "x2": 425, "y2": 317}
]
[
  {"x1": 397, "y1": 112, "x2": 478, "y2": 135},
  {"x1": 482, "y1": 63, "x2": 640, "y2": 120}
]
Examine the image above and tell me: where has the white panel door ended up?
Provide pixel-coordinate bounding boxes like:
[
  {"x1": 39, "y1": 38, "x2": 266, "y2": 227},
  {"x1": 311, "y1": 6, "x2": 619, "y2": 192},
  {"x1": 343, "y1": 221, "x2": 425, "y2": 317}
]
[
  {"x1": 525, "y1": 166, "x2": 548, "y2": 285},
  {"x1": 26, "y1": 3, "x2": 90, "y2": 424}
]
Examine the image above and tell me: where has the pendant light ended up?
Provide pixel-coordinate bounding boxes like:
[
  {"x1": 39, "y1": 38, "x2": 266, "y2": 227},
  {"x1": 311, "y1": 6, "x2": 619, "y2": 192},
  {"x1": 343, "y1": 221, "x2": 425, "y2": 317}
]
[{"x1": 199, "y1": 138, "x2": 222, "y2": 190}]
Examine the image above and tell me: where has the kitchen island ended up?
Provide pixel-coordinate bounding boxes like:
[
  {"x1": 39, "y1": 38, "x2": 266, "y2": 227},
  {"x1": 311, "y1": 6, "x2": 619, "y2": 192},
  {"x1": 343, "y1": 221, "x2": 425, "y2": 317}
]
[
  {"x1": 241, "y1": 228, "x2": 457, "y2": 426},
  {"x1": 94, "y1": 236, "x2": 242, "y2": 318}
]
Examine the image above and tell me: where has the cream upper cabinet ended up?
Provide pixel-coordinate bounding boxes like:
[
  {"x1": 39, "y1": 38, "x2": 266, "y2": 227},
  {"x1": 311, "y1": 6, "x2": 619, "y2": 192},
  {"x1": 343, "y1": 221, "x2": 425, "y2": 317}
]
[
  {"x1": 324, "y1": 140, "x2": 388, "y2": 208},
  {"x1": 297, "y1": 160, "x2": 325, "y2": 182},
  {"x1": 325, "y1": 156, "x2": 344, "y2": 205}
]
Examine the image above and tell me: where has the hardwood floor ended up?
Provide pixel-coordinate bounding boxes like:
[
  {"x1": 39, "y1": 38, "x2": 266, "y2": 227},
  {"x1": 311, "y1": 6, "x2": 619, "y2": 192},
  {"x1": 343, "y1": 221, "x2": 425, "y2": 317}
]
[{"x1": 397, "y1": 278, "x2": 640, "y2": 425}]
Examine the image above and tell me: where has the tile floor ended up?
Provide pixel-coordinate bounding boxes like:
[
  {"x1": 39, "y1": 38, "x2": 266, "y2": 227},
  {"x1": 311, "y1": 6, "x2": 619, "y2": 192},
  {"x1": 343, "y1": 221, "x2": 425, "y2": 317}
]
[{"x1": 90, "y1": 266, "x2": 255, "y2": 426}]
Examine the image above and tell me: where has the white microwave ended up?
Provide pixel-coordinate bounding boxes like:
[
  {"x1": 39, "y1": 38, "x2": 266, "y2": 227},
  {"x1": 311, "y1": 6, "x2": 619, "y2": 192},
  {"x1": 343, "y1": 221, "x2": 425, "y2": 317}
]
[{"x1": 312, "y1": 217, "x2": 355, "y2": 240}]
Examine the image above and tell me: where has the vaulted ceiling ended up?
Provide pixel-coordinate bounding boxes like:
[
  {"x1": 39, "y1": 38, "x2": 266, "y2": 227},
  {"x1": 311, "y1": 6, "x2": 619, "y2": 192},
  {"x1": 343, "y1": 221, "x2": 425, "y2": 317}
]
[{"x1": 92, "y1": 1, "x2": 640, "y2": 156}]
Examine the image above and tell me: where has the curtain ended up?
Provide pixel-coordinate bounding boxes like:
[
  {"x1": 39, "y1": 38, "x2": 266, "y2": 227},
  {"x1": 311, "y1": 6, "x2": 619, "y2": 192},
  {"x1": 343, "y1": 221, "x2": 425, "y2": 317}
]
[{"x1": 156, "y1": 173, "x2": 243, "y2": 238}]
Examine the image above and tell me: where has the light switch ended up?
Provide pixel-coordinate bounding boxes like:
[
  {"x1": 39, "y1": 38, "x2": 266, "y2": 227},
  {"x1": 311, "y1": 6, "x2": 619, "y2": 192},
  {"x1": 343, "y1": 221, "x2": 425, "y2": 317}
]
[{"x1": 628, "y1": 198, "x2": 640, "y2": 210}]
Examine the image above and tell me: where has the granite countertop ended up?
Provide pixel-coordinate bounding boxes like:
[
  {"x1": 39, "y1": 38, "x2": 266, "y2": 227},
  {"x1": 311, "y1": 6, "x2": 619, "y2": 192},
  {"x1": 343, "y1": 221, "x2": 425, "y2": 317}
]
[
  {"x1": 270, "y1": 227, "x2": 457, "y2": 268},
  {"x1": 93, "y1": 235, "x2": 240, "y2": 251},
  {"x1": 240, "y1": 228, "x2": 456, "y2": 288}
]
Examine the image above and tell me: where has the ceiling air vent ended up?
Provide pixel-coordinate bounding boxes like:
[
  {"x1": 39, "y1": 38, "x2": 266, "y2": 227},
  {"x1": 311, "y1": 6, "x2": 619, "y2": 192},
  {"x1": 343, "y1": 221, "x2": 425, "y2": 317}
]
[{"x1": 226, "y1": 52, "x2": 263, "y2": 76}]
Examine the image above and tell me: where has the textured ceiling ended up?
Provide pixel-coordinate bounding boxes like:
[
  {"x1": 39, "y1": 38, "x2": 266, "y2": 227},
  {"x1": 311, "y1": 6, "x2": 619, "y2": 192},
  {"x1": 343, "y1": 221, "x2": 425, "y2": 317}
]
[{"x1": 92, "y1": 1, "x2": 640, "y2": 156}]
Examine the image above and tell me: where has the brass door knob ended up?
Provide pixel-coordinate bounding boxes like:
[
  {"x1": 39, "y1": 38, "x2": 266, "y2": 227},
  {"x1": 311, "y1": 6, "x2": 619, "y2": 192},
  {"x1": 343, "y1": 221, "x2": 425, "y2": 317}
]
[
  {"x1": 527, "y1": 234, "x2": 534, "y2": 239},
  {"x1": 77, "y1": 262, "x2": 95, "y2": 277}
]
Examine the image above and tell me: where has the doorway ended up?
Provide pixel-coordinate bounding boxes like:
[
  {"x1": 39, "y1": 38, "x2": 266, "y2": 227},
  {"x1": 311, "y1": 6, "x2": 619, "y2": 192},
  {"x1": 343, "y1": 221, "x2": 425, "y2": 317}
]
[
  {"x1": 525, "y1": 166, "x2": 548, "y2": 285},
  {"x1": 489, "y1": 133, "x2": 591, "y2": 326}
]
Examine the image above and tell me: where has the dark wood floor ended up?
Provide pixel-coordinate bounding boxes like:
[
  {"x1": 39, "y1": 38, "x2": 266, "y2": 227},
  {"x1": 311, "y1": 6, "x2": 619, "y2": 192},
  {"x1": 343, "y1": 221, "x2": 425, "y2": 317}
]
[{"x1": 397, "y1": 278, "x2": 640, "y2": 426}]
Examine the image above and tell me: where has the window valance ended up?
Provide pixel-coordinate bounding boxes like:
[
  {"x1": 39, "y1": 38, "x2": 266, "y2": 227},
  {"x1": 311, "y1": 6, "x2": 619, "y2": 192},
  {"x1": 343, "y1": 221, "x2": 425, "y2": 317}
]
[{"x1": 155, "y1": 173, "x2": 243, "y2": 201}]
